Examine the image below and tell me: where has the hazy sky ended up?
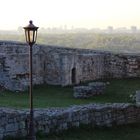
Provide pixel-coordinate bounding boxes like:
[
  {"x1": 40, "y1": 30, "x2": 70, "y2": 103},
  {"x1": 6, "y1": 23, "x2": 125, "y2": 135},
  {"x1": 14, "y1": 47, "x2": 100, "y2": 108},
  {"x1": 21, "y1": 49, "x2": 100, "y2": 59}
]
[{"x1": 0, "y1": 0, "x2": 140, "y2": 30}]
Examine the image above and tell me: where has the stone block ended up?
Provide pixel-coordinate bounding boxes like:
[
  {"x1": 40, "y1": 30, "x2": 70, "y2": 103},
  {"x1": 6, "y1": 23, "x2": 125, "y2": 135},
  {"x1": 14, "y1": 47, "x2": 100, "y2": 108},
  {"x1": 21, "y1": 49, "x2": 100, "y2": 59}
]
[
  {"x1": 136, "y1": 90, "x2": 140, "y2": 105},
  {"x1": 73, "y1": 82, "x2": 106, "y2": 98}
]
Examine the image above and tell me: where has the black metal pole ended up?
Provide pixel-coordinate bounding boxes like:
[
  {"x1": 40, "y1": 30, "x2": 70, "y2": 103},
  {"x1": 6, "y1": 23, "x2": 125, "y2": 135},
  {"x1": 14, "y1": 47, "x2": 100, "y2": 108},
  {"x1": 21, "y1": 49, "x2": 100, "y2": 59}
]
[{"x1": 28, "y1": 44, "x2": 36, "y2": 140}]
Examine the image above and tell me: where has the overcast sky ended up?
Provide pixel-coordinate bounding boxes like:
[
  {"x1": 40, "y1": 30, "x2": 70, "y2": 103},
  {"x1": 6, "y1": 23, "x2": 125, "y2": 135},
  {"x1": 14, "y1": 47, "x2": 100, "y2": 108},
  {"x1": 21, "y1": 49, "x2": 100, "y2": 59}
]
[{"x1": 0, "y1": 0, "x2": 140, "y2": 30}]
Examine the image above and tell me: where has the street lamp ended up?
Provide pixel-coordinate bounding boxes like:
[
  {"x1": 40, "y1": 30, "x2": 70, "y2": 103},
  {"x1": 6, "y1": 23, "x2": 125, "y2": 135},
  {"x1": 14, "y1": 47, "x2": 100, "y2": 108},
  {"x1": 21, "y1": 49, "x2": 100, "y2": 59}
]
[{"x1": 23, "y1": 20, "x2": 39, "y2": 140}]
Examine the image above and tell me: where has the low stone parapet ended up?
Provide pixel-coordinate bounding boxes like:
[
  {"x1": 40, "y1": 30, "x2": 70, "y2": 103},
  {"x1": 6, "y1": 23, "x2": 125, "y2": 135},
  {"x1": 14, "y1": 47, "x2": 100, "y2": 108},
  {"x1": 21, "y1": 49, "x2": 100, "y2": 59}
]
[{"x1": 0, "y1": 103, "x2": 140, "y2": 139}]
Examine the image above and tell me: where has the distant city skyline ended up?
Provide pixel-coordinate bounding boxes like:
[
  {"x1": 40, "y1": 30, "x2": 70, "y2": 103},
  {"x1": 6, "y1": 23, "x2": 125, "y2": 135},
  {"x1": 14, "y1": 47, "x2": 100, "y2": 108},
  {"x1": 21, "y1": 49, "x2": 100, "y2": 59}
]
[{"x1": 0, "y1": 0, "x2": 140, "y2": 30}]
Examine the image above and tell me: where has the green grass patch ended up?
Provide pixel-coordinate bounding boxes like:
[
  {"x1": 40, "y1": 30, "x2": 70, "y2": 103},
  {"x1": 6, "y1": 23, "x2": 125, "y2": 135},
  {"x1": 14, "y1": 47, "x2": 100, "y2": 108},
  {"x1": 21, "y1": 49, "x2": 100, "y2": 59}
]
[{"x1": 0, "y1": 78, "x2": 140, "y2": 108}]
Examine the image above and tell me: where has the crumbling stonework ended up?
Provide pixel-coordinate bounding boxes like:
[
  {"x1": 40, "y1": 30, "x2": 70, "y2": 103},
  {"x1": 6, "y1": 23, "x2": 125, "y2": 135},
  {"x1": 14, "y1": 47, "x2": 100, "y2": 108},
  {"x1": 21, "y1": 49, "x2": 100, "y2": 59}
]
[
  {"x1": 104, "y1": 53, "x2": 140, "y2": 78},
  {"x1": 0, "y1": 41, "x2": 140, "y2": 91},
  {"x1": 73, "y1": 82, "x2": 106, "y2": 98},
  {"x1": 0, "y1": 103, "x2": 140, "y2": 139}
]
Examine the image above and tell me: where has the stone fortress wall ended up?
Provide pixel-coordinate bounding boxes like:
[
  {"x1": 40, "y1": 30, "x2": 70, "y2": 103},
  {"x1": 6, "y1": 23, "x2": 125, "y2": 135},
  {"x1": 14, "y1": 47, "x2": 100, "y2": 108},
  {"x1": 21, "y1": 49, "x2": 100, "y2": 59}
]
[
  {"x1": 0, "y1": 41, "x2": 140, "y2": 91},
  {"x1": 0, "y1": 41, "x2": 140, "y2": 139},
  {"x1": 0, "y1": 103, "x2": 140, "y2": 139}
]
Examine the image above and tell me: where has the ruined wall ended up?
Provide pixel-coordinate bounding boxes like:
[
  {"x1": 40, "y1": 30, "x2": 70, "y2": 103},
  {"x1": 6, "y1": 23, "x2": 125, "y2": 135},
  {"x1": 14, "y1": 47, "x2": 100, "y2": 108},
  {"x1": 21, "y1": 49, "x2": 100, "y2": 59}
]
[
  {"x1": 105, "y1": 53, "x2": 140, "y2": 78},
  {"x1": 0, "y1": 41, "x2": 107, "y2": 90},
  {"x1": 0, "y1": 41, "x2": 46, "y2": 91},
  {"x1": 43, "y1": 52, "x2": 63, "y2": 85},
  {"x1": 58, "y1": 53, "x2": 78, "y2": 86},
  {"x1": 57, "y1": 53, "x2": 105, "y2": 86},
  {"x1": 1, "y1": 41, "x2": 140, "y2": 91},
  {"x1": 77, "y1": 53, "x2": 105, "y2": 82},
  {"x1": 0, "y1": 103, "x2": 140, "y2": 139}
]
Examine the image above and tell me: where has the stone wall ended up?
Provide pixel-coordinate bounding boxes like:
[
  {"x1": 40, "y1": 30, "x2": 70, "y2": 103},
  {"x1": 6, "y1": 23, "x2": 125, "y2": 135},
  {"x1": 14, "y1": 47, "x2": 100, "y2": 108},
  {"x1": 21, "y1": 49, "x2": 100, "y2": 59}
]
[
  {"x1": 76, "y1": 53, "x2": 105, "y2": 83},
  {"x1": 0, "y1": 103, "x2": 140, "y2": 139},
  {"x1": 1, "y1": 41, "x2": 140, "y2": 91},
  {"x1": 0, "y1": 41, "x2": 107, "y2": 90},
  {"x1": 0, "y1": 41, "x2": 45, "y2": 91},
  {"x1": 105, "y1": 53, "x2": 140, "y2": 78}
]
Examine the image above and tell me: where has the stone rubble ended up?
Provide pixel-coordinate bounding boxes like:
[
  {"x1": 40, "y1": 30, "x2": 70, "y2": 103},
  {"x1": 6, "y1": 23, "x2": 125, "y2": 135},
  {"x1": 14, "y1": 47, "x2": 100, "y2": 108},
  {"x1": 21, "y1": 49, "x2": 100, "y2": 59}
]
[{"x1": 73, "y1": 82, "x2": 106, "y2": 98}]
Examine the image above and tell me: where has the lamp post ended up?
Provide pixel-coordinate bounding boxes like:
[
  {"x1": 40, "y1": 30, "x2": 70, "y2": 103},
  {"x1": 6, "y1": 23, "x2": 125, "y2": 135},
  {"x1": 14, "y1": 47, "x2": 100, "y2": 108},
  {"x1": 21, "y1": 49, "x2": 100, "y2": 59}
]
[{"x1": 23, "y1": 20, "x2": 39, "y2": 140}]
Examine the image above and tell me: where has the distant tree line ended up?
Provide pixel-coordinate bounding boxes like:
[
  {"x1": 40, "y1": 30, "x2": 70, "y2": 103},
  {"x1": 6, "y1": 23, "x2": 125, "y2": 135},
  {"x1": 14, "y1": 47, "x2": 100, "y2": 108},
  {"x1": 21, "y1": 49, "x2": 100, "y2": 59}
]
[{"x1": 0, "y1": 32, "x2": 140, "y2": 53}]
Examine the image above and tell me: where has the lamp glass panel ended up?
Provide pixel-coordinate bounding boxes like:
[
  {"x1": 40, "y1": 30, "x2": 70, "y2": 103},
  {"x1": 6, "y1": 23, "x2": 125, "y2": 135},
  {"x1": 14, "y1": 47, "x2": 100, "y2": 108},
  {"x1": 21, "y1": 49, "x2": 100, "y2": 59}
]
[
  {"x1": 34, "y1": 31, "x2": 37, "y2": 43},
  {"x1": 25, "y1": 30, "x2": 29, "y2": 43},
  {"x1": 29, "y1": 30, "x2": 34, "y2": 43}
]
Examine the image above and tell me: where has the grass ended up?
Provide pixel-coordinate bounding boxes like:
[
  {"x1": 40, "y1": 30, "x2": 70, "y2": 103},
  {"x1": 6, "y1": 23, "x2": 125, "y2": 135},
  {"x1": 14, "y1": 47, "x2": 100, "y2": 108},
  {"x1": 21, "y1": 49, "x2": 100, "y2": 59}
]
[
  {"x1": 0, "y1": 78, "x2": 140, "y2": 108},
  {"x1": 37, "y1": 124, "x2": 140, "y2": 140}
]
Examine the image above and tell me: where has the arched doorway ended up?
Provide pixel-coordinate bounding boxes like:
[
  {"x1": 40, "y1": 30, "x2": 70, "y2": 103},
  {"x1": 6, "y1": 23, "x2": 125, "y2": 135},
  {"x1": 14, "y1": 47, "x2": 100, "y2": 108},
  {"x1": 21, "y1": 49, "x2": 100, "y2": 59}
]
[{"x1": 71, "y1": 68, "x2": 76, "y2": 84}]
